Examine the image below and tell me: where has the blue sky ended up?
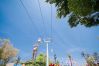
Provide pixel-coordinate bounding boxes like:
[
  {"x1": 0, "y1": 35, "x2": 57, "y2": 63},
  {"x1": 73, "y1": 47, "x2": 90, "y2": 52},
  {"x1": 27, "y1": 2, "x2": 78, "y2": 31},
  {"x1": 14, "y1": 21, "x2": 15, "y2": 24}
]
[{"x1": 0, "y1": 0, "x2": 99, "y2": 65}]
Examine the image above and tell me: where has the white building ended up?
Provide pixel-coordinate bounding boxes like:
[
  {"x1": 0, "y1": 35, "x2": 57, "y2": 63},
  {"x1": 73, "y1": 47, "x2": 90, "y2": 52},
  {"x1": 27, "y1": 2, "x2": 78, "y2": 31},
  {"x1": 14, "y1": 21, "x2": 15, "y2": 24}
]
[{"x1": 6, "y1": 63, "x2": 14, "y2": 66}]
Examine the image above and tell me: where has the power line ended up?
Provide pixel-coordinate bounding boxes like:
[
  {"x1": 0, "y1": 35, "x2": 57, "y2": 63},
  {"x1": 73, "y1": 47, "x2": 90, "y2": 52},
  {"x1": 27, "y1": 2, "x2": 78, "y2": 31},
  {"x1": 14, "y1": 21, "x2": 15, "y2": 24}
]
[
  {"x1": 37, "y1": 0, "x2": 46, "y2": 38},
  {"x1": 18, "y1": 0, "x2": 39, "y2": 33},
  {"x1": 50, "y1": 4, "x2": 53, "y2": 41}
]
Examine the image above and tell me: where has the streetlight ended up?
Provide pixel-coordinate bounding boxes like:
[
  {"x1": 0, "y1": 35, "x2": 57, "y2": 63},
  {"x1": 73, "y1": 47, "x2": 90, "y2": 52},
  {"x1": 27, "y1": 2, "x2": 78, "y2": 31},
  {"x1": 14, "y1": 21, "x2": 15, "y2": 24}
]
[
  {"x1": 44, "y1": 38, "x2": 51, "y2": 66},
  {"x1": 37, "y1": 37, "x2": 42, "y2": 43}
]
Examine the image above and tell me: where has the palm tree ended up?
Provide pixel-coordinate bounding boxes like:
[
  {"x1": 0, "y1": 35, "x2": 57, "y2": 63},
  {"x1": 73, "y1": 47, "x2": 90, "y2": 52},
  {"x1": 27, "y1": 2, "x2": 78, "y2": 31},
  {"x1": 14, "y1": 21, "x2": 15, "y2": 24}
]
[
  {"x1": 81, "y1": 52, "x2": 99, "y2": 66},
  {"x1": 68, "y1": 54, "x2": 72, "y2": 66}
]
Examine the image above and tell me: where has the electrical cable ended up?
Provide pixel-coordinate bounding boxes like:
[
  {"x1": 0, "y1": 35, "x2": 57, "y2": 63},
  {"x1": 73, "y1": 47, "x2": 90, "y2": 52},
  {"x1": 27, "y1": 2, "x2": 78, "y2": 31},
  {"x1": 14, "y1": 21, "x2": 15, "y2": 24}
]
[
  {"x1": 37, "y1": 0, "x2": 46, "y2": 38},
  {"x1": 18, "y1": 0, "x2": 39, "y2": 33}
]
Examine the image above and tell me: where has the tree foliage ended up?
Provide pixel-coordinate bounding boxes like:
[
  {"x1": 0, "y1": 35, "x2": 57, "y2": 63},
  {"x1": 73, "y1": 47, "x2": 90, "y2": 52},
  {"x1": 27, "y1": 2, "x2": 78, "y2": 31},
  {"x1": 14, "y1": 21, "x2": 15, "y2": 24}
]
[
  {"x1": 0, "y1": 39, "x2": 18, "y2": 66},
  {"x1": 25, "y1": 53, "x2": 53, "y2": 66},
  {"x1": 35, "y1": 53, "x2": 46, "y2": 66},
  {"x1": 36, "y1": 53, "x2": 46, "y2": 63},
  {"x1": 46, "y1": 0, "x2": 99, "y2": 28},
  {"x1": 81, "y1": 52, "x2": 99, "y2": 66},
  {"x1": 25, "y1": 53, "x2": 46, "y2": 66}
]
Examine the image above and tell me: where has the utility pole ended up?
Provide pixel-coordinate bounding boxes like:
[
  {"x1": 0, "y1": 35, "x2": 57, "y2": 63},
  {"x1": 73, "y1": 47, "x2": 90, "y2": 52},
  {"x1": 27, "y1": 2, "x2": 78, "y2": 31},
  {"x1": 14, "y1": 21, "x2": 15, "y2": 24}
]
[
  {"x1": 54, "y1": 54, "x2": 57, "y2": 64},
  {"x1": 44, "y1": 38, "x2": 51, "y2": 66},
  {"x1": 32, "y1": 38, "x2": 42, "y2": 61}
]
